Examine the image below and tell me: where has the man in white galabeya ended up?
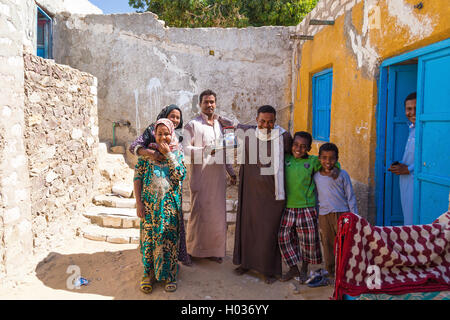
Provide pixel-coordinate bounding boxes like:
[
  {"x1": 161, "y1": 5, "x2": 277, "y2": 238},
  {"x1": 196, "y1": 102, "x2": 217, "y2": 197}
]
[{"x1": 388, "y1": 92, "x2": 416, "y2": 225}]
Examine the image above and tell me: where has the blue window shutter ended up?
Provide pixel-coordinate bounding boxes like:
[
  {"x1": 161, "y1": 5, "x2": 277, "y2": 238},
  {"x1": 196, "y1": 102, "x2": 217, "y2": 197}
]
[{"x1": 312, "y1": 69, "x2": 333, "y2": 141}]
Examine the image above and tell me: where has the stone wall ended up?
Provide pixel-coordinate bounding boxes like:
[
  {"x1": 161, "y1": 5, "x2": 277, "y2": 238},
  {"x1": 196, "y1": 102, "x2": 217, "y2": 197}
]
[
  {"x1": 23, "y1": 53, "x2": 99, "y2": 253},
  {"x1": 52, "y1": 12, "x2": 295, "y2": 148}
]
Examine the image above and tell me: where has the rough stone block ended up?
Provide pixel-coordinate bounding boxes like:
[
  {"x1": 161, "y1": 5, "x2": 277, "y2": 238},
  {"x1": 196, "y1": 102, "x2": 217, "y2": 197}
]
[
  {"x1": 106, "y1": 236, "x2": 130, "y2": 244},
  {"x1": 28, "y1": 114, "x2": 42, "y2": 126},
  {"x1": 71, "y1": 128, "x2": 83, "y2": 140},
  {"x1": 130, "y1": 236, "x2": 140, "y2": 244},
  {"x1": 114, "y1": 198, "x2": 136, "y2": 208},
  {"x1": 102, "y1": 216, "x2": 122, "y2": 228},
  {"x1": 122, "y1": 217, "x2": 135, "y2": 228},
  {"x1": 112, "y1": 183, "x2": 133, "y2": 198},
  {"x1": 45, "y1": 170, "x2": 59, "y2": 183},
  {"x1": 83, "y1": 232, "x2": 106, "y2": 242}
]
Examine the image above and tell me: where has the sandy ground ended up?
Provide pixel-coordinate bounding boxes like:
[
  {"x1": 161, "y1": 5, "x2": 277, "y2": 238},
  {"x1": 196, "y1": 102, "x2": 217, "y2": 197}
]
[{"x1": 0, "y1": 235, "x2": 334, "y2": 300}]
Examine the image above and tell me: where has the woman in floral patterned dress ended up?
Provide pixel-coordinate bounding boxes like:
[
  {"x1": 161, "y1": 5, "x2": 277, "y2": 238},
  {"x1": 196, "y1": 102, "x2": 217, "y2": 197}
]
[{"x1": 133, "y1": 118, "x2": 186, "y2": 293}]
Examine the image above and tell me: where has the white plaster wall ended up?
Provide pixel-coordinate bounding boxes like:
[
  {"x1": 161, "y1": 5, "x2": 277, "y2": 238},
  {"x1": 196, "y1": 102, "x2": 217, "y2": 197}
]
[
  {"x1": 53, "y1": 13, "x2": 294, "y2": 146},
  {"x1": 0, "y1": 0, "x2": 34, "y2": 282},
  {"x1": 36, "y1": 0, "x2": 102, "y2": 15}
]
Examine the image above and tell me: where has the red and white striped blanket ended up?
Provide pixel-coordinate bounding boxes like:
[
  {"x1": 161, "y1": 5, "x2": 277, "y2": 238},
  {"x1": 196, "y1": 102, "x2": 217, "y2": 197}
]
[{"x1": 333, "y1": 211, "x2": 450, "y2": 300}]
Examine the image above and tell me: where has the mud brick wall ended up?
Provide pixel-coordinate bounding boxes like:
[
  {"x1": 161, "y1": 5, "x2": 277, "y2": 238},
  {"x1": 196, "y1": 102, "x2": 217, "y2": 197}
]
[{"x1": 23, "y1": 53, "x2": 100, "y2": 252}]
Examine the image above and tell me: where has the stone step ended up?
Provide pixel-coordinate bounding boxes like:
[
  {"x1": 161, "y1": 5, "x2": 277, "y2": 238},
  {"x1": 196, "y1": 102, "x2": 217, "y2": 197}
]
[
  {"x1": 93, "y1": 194, "x2": 136, "y2": 208},
  {"x1": 83, "y1": 206, "x2": 140, "y2": 229},
  {"x1": 112, "y1": 183, "x2": 134, "y2": 198},
  {"x1": 81, "y1": 224, "x2": 139, "y2": 244},
  {"x1": 83, "y1": 204, "x2": 237, "y2": 230}
]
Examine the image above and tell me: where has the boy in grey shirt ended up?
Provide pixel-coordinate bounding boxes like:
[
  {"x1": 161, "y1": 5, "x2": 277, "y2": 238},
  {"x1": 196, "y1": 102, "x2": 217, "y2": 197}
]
[{"x1": 314, "y1": 142, "x2": 358, "y2": 277}]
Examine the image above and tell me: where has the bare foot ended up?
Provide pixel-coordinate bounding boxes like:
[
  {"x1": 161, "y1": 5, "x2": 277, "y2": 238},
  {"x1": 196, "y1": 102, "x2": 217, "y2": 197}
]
[{"x1": 234, "y1": 266, "x2": 249, "y2": 275}]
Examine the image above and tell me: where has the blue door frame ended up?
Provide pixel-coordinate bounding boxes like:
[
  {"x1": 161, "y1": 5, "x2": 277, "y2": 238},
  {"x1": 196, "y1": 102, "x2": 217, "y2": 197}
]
[
  {"x1": 375, "y1": 38, "x2": 450, "y2": 226},
  {"x1": 37, "y1": 6, "x2": 52, "y2": 59}
]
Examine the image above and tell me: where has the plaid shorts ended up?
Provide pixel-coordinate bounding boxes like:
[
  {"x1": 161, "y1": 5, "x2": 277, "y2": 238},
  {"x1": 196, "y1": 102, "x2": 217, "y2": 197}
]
[{"x1": 278, "y1": 207, "x2": 323, "y2": 266}]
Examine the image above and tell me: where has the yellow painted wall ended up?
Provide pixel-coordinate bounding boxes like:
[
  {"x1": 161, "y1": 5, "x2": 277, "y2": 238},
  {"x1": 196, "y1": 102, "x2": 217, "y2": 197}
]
[{"x1": 293, "y1": 0, "x2": 450, "y2": 217}]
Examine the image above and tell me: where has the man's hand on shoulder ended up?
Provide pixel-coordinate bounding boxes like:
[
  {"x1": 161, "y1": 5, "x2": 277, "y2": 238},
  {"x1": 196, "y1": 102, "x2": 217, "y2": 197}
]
[{"x1": 217, "y1": 115, "x2": 234, "y2": 128}]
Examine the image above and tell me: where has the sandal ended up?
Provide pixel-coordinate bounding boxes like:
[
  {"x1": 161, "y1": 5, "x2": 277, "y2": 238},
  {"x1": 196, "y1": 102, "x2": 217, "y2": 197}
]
[
  {"x1": 140, "y1": 276, "x2": 154, "y2": 294},
  {"x1": 165, "y1": 280, "x2": 177, "y2": 292}
]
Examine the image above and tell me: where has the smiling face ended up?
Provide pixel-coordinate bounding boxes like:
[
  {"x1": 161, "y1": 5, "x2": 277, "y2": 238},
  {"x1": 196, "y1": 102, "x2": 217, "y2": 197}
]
[
  {"x1": 405, "y1": 98, "x2": 416, "y2": 124},
  {"x1": 200, "y1": 95, "x2": 216, "y2": 117},
  {"x1": 167, "y1": 109, "x2": 181, "y2": 128},
  {"x1": 292, "y1": 136, "x2": 311, "y2": 159},
  {"x1": 155, "y1": 123, "x2": 172, "y2": 145},
  {"x1": 319, "y1": 150, "x2": 338, "y2": 172},
  {"x1": 256, "y1": 112, "x2": 276, "y2": 132}
]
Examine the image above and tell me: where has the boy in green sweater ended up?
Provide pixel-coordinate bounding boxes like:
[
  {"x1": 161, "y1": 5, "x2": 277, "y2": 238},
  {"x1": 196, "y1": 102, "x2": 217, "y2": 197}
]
[{"x1": 278, "y1": 131, "x2": 337, "y2": 283}]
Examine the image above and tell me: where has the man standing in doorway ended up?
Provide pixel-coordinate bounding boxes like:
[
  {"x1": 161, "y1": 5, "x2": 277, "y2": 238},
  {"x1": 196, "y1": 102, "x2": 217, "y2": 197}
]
[
  {"x1": 183, "y1": 89, "x2": 236, "y2": 263},
  {"x1": 388, "y1": 92, "x2": 416, "y2": 225}
]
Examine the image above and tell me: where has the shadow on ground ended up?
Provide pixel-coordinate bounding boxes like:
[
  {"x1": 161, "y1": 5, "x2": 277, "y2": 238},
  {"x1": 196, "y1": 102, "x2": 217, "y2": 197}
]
[{"x1": 34, "y1": 247, "x2": 334, "y2": 300}]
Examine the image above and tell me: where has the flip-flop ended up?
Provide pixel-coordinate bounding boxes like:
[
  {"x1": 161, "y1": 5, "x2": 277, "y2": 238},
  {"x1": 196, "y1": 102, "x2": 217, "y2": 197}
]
[
  {"x1": 140, "y1": 276, "x2": 154, "y2": 294},
  {"x1": 165, "y1": 280, "x2": 177, "y2": 293}
]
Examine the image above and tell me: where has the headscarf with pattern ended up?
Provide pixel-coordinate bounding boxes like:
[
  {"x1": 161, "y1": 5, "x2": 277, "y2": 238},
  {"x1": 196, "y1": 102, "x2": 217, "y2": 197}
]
[{"x1": 153, "y1": 118, "x2": 180, "y2": 152}]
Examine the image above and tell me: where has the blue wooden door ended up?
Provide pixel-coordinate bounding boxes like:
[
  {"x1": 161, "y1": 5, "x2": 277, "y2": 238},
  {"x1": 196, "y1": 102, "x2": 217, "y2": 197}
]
[
  {"x1": 384, "y1": 65, "x2": 417, "y2": 226},
  {"x1": 312, "y1": 68, "x2": 333, "y2": 141},
  {"x1": 414, "y1": 47, "x2": 450, "y2": 224}
]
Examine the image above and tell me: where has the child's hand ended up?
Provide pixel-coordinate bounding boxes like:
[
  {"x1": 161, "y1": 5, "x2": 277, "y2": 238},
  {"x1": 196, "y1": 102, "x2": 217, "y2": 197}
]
[
  {"x1": 331, "y1": 167, "x2": 340, "y2": 180},
  {"x1": 158, "y1": 142, "x2": 171, "y2": 155}
]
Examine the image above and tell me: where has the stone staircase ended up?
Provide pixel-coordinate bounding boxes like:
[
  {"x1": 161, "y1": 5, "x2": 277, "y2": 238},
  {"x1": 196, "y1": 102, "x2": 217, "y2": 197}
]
[
  {"x1": 81, "y1": 142, "x2": 239, "y2": 245},
  {"x1": 82, "y1": 194, "x2": 140, "y2": 244},
  {"x1": 81, "y1": 192, "x2": 238, "y2": 245}
]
